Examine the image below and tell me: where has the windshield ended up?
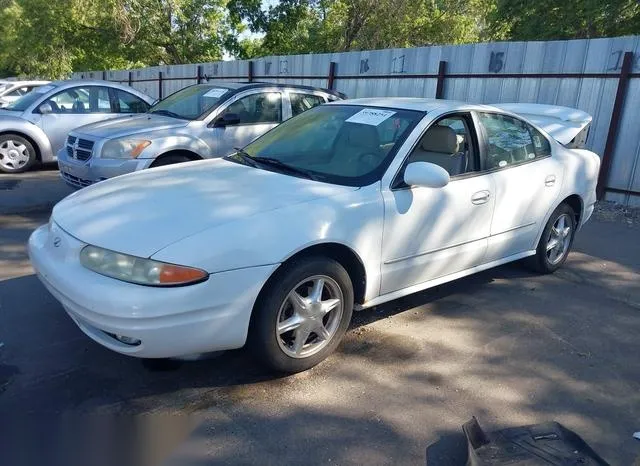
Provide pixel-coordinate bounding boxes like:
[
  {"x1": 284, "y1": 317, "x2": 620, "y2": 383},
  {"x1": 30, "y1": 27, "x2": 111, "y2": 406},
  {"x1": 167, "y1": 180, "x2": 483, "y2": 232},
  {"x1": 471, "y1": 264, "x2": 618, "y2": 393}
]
[
  {"x1": 234, "y1": 105, "x2": 423, "y2": 186},
  {"x1": 148, "y1": 84, "x2": 231, "y2": 120},
  {"x1": 4, "y1": 84, "x2": 56, "y2": 111}
]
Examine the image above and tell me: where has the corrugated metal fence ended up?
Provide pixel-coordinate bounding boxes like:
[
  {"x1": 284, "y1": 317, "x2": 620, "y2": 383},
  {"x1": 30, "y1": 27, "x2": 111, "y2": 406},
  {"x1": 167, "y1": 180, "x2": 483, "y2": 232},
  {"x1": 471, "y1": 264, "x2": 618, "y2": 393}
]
[{"x1": 73, "y1": 36, "x2": 640, "y2": 206}]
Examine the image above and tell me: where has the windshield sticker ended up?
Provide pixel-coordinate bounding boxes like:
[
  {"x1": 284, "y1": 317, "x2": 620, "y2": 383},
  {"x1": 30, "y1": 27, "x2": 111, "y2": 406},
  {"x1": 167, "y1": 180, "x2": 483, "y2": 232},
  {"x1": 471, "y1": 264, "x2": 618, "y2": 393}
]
[
  {"x1": 203, "y1": 88, "x2": 228, "y2": 98},
  {"x1": 345, "y1": 108, "x2": 396, "y2": 126},
  {"x1": 34, "y1": 85, "x2": 56, "y2": 94}
]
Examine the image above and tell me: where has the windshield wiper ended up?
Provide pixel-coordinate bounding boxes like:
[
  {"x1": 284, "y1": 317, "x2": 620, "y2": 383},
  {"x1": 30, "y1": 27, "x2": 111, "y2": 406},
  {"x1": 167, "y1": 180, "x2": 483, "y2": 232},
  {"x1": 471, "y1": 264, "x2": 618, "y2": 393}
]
[
  {"x1": 226, "y1": 148, "x2": 260, "y2": 168},
  {"x1": 149, "y1": 109, "x2": 186, "y2": 119},
  {"x1": 251, "y1": 156, "x2": 320, "y2": 181}
]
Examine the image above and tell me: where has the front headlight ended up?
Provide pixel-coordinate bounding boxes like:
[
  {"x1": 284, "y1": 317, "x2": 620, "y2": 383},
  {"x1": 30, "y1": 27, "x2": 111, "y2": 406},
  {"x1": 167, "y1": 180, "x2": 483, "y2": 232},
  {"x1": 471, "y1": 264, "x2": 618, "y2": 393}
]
[
  {"x1": 80, "y1": 245, "x2": 208, "y2": 286},
  {"x1": 101, "y1": 139, "x2": 151, "y2": 159}
]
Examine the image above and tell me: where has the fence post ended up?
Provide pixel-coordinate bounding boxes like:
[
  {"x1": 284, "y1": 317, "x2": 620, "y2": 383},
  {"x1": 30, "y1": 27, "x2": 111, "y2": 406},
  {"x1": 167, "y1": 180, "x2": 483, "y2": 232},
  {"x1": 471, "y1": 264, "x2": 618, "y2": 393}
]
[
  {"x1": 597, "y1": 51, "x2": 633, "y2": 200},
  {"x1": 128, "y1": 71, "x2": 133, "y2": 87},
  {"x1": 327, "y1": 62, "x2": 337, "y2": 90},
  {"x1": 158, "y1": 71, "x2": 164, "y2": 100},
  {"x1": 102, "y1": 70, "x2": 107, "y2": 81},
  {"x1": 435, "y1": 60, "x2": 447, "y2": 99},
  {"x1": 247, "y1": 61, "x2": 254, "y2": 83},
  {"x1": 197, "y1": 65, "x2": 203, "y2": 84}
]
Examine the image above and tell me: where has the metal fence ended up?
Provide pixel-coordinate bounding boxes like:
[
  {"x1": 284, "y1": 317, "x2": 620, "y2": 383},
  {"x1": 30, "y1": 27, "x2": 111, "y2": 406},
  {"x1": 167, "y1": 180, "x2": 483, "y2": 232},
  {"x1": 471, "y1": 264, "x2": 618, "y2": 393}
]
[{"x1": 73, "y1": 35, "x2": 640, "y2": 206}]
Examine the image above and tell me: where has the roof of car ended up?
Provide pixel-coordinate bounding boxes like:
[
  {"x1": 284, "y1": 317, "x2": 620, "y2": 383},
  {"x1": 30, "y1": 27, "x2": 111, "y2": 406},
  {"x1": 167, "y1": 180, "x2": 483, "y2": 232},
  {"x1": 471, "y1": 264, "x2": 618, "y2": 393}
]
[
  {"x1": 195, "y1": 81, "x2": 344, "y2": 97},
  {"x1": 44, "y1": 79, "x2": 155, "y2": 103},
  {"x1": 327, "y1": 97, "x2": 501, "y2": 113}
]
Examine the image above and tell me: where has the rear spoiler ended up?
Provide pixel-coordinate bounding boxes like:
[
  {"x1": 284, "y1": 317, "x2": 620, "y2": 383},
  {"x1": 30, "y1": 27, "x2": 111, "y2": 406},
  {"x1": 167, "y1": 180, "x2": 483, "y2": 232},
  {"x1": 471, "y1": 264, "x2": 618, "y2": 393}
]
[{"x1": 492, "y1": 103, "x2": 592, "y2": 148}]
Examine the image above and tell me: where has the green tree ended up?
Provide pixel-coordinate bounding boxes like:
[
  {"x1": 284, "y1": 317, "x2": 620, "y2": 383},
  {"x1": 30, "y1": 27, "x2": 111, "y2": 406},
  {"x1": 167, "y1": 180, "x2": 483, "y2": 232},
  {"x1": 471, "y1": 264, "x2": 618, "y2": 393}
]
[{"x1": 488, "y1": 0, "x2": 640, "y2": 40}]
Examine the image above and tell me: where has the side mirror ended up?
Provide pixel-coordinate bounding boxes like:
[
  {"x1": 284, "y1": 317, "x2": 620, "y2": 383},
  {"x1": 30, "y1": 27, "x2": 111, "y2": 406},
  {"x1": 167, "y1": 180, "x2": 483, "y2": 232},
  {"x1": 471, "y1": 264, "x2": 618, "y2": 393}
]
[
  {"x1": 214, "y1": 112, "x2": 241, "y2": 127},
  {"x1": 403, "y1": 162, "x2": 450, "y2": 188},
  {"x1": 38, "y1": 102, "x2": 53, "y2": 114}
]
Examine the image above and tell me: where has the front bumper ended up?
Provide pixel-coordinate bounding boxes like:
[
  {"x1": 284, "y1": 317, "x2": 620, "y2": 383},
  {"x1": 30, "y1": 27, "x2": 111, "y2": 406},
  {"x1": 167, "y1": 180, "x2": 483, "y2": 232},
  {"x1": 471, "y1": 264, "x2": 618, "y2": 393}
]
[
  {"x1": 57, "y1": 148, "x2": 154, "y2": 189},
  {"x1": 28, "y1": 223, "x2": 278, "y2": 358}
]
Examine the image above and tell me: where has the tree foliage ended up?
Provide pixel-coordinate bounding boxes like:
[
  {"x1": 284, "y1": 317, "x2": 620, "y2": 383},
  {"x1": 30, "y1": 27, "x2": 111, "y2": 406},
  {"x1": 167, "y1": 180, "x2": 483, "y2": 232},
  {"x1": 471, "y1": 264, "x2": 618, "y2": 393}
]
[{"x1": 0, "y1": 0, "x2": 637, "y2": 78}]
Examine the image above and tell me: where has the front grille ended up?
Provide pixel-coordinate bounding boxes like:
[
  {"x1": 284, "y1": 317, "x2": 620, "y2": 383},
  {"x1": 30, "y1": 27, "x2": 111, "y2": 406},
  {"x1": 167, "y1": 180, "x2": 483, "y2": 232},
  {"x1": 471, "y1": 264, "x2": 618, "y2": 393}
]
[
  {"x1": 60, "y1": 171, "x2": 92, "y2": 188},
  {"x1": 65, "y1": 136, "x2": 94, "y2": 162}
]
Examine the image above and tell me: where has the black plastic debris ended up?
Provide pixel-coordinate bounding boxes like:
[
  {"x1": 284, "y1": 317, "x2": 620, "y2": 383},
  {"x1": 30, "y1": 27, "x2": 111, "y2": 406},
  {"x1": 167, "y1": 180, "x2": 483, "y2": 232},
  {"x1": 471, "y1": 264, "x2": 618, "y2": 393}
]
[{"x1": 462, "y1": 417, "x2": 609, "y2": 465}]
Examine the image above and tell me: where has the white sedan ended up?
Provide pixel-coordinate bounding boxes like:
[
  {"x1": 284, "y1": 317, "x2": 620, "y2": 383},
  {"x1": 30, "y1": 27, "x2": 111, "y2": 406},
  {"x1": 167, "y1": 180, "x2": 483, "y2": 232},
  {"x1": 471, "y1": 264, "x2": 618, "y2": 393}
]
[{"x1": 29, "y1": 98, "x2": 600, "y2": 373}]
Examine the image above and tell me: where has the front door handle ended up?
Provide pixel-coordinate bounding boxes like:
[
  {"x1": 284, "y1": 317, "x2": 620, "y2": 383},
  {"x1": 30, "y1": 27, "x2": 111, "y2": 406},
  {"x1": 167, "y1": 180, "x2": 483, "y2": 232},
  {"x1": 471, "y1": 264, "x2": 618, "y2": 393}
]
[
  {"x1": 471, "y1": 190, "x2": 491, "y2": 205},
  {"x1": 545, "y1": 175, "x2": 556, "y2": 187}
]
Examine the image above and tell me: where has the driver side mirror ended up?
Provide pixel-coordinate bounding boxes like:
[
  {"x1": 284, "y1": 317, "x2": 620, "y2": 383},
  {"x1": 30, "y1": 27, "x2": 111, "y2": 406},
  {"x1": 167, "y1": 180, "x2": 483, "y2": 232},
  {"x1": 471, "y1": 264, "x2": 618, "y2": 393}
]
[
  {"x1": 213, "y1": 112, "x2": 241, "y2": 127},
  {"x1": 403, "y1": 162, "x2": 450, "y2": 188},
  {"x1": 38, "y1": 103, "x2": 53, "y2": 115}
]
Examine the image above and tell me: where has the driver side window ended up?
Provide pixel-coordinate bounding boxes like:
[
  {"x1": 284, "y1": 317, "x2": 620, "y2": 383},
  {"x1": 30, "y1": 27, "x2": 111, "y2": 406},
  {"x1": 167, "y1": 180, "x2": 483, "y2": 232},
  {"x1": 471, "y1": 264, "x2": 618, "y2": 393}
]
[
  {"x1": 219, "y1": 92, "x2": 282, "y2": 125},
  {"x1": 406, "y1": 114, "x2": 476, "y2": 177}
]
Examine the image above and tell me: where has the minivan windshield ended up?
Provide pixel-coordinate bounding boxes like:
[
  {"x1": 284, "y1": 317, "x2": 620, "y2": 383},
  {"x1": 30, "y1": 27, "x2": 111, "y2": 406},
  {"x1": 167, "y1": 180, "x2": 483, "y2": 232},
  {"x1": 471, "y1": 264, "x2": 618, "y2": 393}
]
[
  {"x1": 148, "y1": 84, "x2": 231, "y2": 120},
  {"x1": 4, "y1": 84, "x2": 57, "y2": 112},
  {"x1": 229, "y1": 104, "x2": 424, "y2": 186}
]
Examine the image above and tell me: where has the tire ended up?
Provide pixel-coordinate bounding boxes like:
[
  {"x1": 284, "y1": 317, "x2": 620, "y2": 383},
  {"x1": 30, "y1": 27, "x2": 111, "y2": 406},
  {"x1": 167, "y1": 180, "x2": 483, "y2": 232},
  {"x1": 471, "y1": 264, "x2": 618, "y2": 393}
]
[
  {"x1": 248, "y1": 257, "x2": 354, "y2": 373},
  {"x1": 0, "y1": 134, "x2": 37, "y2": 173},
  {"x1": 526, "y1": 203, "x2": 576, "y2": 274},
  {"x1": 150, "y1": 154, "x2": 193, "y2": 167}
]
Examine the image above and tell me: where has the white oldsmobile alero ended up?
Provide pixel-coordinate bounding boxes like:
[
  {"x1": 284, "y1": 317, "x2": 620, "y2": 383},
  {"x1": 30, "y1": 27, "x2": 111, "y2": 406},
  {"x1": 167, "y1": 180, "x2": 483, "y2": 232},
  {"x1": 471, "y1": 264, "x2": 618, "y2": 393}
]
[{"x1": 29, "y1": 98, "x2": 600, "y2": 373}]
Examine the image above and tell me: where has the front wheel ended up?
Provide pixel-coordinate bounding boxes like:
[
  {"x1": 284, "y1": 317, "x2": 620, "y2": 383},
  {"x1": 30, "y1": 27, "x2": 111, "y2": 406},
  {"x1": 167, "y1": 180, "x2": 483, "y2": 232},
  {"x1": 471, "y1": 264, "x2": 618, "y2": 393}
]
[
  {"x1": 0, "y1": 134, "x2": 37, "y2": 173},
  {"x1": 248, "y1": 257, "x2": 354, "y2": 373},
  {"x1": 526, "y1": 203, "x2": 576, "y2": 274}
]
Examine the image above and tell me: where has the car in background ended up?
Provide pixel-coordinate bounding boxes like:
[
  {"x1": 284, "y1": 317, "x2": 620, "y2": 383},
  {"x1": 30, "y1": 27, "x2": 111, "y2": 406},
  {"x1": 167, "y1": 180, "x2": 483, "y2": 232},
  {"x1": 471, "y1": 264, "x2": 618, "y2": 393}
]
[
  {"x1": 0, "y1": 80, "x2": 50, "y2": 108},
  {"x1": 0, "y1": 80, "x2": 154, "y2": 173},
  {"x1": 57, "y1": 82, "x2": 345, "y2": 188},
  {"x1": 29, "y1": 99, "x2": 599, "y2": 373}
]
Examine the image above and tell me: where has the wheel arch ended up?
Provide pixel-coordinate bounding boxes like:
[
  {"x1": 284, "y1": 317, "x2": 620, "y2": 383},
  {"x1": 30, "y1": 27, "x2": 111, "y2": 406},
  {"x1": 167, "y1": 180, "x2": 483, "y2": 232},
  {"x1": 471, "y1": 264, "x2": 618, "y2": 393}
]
[
  {"x1": 562, "y1": 194, "x2": 583, "y2": 227},
  {"x1": 150, "y1": 149, "x2": 203, "y2": 166},
  {"x1": 256, "y1": 242, "x2": 368, "y2": 309},
  {"x1": 0, "y1": 130, "x2": 42, "y2": 162},
  {"x1": 535, "y1": 193, "x2": 584, "y2": 249}
]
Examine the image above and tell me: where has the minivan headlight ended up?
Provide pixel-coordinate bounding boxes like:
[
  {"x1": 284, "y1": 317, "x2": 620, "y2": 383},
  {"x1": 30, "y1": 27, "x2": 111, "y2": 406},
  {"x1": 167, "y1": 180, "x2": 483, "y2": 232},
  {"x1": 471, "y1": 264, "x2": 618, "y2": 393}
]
[
  {"x1": 80, "y1": 245, "x2": 208, "y2": 286},
  {"x1": 101, "y1": 139, "x2": 151, "y2": 159}
]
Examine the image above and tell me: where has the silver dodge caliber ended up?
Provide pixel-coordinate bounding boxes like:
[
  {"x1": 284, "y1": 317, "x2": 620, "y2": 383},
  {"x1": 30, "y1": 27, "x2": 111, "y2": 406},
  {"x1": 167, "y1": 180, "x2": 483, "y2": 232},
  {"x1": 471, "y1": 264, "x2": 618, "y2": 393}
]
[
  {"x1": 0, "y1": 80, "x2": 153, "y2": 173},
  {"x1": 58, "y1": 82, "x2": 345, "y2": 188}
]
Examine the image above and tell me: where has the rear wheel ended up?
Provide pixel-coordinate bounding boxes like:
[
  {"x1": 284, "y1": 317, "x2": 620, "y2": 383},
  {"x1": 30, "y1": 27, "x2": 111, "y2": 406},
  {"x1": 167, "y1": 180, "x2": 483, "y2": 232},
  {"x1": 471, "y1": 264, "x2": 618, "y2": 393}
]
[
  {"x1": 526, "y1": 203, "x2": 576, "y2": 274},
  {"x1": 150, "y1": 154, "x2": 193, "y2": 167},
  {"x1": 248, "y1": 257, "x2": 354, "y2": 373},
  {"x1": 0, "y1": 134, "x2": 37, "y2": 173}
]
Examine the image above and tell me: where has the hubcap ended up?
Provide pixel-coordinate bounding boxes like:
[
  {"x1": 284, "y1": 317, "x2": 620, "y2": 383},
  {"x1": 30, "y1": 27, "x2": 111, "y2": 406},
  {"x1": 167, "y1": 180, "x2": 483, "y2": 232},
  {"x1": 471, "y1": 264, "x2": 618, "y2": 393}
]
[
  {"x1": 0, "y1": 140, "x2": 29, "y2": 170},
  {"x1": 276, "y1": 275, "x2": 344, "y2": 359},
  {"x1": 546, "y1": 213, "x2": 572, "y2": 265}
]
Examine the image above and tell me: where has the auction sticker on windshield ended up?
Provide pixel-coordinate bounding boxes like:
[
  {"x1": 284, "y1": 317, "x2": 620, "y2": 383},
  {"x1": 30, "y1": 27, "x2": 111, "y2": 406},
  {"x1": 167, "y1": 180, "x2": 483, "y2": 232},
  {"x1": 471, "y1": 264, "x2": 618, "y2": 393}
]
[
  {"x1": 345, "y1": 108, "x2": 396, "y2": 126},
  {"x1": 203, "y1": 88, "x2": 228, "y2": 98}
]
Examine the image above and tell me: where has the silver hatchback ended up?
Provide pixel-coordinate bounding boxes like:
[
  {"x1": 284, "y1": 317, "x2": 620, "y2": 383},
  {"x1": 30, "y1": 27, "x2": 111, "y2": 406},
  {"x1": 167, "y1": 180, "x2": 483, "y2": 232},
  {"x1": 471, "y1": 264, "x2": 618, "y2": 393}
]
[
  {"x1": 57, "y1": 82, "x2": 344, "y2": 189},
  {"x1": 0, "y1": 80, "x2": 154, "y2": 173}
]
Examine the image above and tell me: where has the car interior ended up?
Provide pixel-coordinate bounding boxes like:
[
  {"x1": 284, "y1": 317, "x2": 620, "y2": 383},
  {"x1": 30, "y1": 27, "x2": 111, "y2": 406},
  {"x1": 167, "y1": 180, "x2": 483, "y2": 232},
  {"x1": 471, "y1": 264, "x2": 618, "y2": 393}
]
[{"x1": 407, "y1": 115, "x2": 473, "y2": 177}]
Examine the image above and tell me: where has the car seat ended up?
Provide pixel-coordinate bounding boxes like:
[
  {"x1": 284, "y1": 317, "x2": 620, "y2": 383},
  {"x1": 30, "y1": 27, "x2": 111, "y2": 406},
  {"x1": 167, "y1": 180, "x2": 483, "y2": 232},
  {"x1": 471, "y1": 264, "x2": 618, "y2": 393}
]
[{"x1": 411, "y1": 126, "x2": 466, "y2": 176}]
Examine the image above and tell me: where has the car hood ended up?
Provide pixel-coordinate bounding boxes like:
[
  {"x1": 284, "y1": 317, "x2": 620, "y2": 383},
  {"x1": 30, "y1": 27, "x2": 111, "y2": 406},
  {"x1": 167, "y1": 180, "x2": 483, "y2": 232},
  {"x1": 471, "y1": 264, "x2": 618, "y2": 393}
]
[
  {"x1": 52, "y1": 158, "x2": 357, "y2": 258},
  {"x1": 73, "y1": 114, "x2": 190, "y2": 139},
  {"x1": 0, "y1": 109, "x2": 25, "y2": 119}
]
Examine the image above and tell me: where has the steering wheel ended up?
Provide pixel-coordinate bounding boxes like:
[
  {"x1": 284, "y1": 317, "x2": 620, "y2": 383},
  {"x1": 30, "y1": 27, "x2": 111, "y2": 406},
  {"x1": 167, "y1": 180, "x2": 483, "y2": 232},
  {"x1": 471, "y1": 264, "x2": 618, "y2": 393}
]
[{"x1": 352, "y1": 152, "x2": 380, "y2": 172}]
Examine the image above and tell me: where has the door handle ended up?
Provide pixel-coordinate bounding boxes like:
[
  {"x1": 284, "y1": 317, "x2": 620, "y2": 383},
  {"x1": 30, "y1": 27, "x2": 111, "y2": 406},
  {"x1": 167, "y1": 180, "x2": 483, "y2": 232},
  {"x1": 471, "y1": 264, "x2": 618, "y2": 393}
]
[
  {"x1": 545, "y1": 175, "x2": 556, "y2": 187},
  {"x1": 471, "y1": 190, "x2": 491, "y2": 205}
]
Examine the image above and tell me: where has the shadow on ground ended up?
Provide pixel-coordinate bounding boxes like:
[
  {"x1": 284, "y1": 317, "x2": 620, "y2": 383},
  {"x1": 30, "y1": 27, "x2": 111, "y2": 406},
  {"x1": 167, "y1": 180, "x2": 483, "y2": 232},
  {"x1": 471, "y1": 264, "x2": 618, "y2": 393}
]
[{"x1": 0, "y1": 213, "x2": 638, "y2": 464}]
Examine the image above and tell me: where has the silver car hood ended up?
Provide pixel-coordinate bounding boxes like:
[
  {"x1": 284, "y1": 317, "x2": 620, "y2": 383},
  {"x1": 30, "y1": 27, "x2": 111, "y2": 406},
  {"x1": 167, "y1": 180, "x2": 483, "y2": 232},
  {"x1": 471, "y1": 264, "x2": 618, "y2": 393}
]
[
  {"x1": 0, "y1": 109, "x2": 26, "y2": 119},
  {"x1": 72, "y1": 114, "x2": 190, "y2": 139}
]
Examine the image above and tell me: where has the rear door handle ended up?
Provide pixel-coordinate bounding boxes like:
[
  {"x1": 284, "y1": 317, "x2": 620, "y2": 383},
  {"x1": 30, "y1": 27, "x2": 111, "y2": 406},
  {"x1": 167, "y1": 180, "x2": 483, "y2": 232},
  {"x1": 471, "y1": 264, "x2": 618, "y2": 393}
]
[
  {"x1": 545, "y1": 175, "x2": 556, "y2": 187},
  {"x1": 471, "y1": 190, "x2": 491, "y2": 205}
]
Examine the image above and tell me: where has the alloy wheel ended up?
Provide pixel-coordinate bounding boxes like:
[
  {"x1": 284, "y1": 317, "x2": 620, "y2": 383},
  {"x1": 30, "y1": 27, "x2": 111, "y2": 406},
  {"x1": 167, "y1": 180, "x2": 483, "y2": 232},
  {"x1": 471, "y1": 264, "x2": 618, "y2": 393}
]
[
  {"x1": 275, "y1": 275, "x2": 344, "y2": 359},
  {"x1": 546, "y1": 213, "x2": 572, "y2": 265}
]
